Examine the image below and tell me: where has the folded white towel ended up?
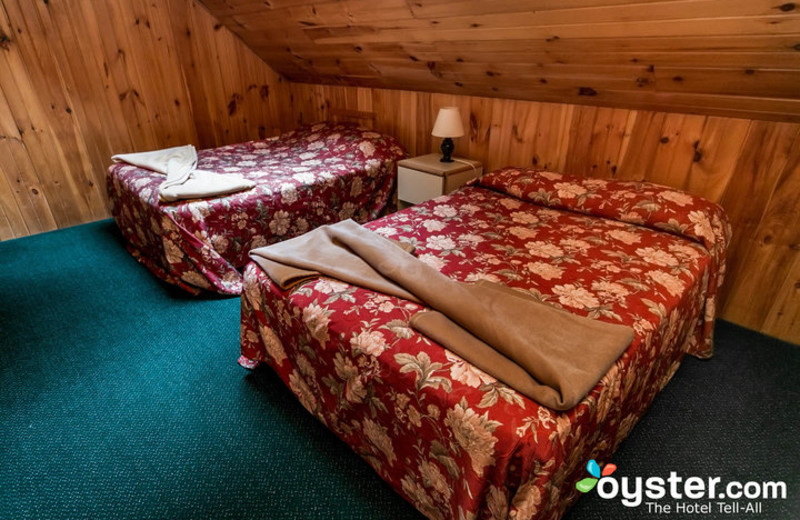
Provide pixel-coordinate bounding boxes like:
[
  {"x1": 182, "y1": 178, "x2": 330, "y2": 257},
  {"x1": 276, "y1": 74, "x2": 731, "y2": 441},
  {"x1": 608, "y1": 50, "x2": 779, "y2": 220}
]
[
  {"x1": 112, "y1": 145, "x2": 197, "y2": 181},
  {"x1": 158, "y1": 168, "x2": 256, "y2": 202},
  {"x1": 112, "y1": 145, "x2": 255, "y2": 202}
]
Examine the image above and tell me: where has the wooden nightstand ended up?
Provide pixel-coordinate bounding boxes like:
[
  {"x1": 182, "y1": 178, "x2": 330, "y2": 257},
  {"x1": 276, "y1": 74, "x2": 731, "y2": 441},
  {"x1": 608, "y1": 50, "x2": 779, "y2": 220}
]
[{"x1": 397, "y1": 153, "x2": 483, "y2": 208}]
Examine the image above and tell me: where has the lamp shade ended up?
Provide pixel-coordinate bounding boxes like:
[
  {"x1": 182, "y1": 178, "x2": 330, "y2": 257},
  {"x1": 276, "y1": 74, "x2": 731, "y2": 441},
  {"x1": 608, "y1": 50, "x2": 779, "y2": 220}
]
[{"x1": 431, "y1": 107, "x2": 465, "y2": 138}]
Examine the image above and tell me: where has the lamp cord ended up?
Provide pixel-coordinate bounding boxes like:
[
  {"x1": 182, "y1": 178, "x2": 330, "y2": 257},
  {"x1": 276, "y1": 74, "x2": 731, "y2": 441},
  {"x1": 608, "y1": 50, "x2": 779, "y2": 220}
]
[{"x1": 450, "y1": 157, "x2": 481, "y2": 179}]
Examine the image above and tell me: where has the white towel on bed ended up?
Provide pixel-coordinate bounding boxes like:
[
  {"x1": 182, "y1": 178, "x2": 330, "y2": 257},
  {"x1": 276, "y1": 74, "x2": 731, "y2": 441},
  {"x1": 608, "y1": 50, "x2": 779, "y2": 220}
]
[{"x1": 112, "y1": 145, "x2": 255, "y2": 202}]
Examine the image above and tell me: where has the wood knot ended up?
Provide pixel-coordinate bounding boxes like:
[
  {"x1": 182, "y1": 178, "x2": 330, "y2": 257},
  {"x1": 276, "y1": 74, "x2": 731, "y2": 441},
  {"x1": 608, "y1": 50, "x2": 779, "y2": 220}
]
[
  {"x1": 228, "y1": 93, "x2": 243, "y2": 116},
  {"x1": 779, "y1": 2, "x2": 795, "y2": 11},
  {"x1": 659, "y1": 136, "x2": 669, "y2": 144},
  {"x1": 469, "y1": 113, "x2": 478, "y2": 132},
  {"x1": 578, "y1": 87, "x2": 597, "y2": 96},
  {"x1": 427, "y1": 61, "x2": 443, "y2": 79}
]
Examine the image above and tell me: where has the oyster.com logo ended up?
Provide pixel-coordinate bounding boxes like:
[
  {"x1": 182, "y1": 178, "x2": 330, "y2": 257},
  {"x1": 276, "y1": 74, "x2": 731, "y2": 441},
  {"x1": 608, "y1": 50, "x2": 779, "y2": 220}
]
[
  {"x1": 576, "y1": 459, "x2": 616, "y2": 493},
  {"x1": 574, "y1": 458, "x2": 787, "y2": 515}
]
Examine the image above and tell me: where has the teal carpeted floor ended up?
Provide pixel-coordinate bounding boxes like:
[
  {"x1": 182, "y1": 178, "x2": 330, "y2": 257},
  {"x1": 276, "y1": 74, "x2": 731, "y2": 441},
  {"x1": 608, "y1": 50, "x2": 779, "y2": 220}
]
[{"x1": 1, "y1": 220, "x2": 798, "y2": 519}]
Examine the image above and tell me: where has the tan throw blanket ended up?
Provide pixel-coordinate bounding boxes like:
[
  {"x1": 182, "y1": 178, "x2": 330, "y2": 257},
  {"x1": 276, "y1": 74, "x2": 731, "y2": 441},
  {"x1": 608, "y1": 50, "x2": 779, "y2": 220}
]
[
  {"x1": 112, "y1": 145, "x2": 255, "y2": 202},
  {"x1": 250, "y1": 219, "x2": 634, "y2": 410}
]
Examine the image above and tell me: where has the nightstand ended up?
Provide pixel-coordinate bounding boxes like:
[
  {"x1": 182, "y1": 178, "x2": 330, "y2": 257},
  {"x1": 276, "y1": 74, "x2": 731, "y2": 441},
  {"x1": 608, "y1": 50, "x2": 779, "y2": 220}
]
[{"x1": 397, "y1": 153, "x2": 483, "y2": 208}]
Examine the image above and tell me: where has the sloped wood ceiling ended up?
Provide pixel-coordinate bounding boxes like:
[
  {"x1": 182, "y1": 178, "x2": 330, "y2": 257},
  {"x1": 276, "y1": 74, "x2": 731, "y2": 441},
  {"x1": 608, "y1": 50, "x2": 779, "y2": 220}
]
[{"x1": 200, "y1": 0, "x2": 800, "y2": 122}]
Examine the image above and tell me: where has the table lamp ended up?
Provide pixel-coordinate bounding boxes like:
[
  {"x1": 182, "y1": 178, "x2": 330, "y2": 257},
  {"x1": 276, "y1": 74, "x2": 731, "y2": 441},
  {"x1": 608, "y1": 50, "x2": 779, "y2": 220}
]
[{"x1": 431, "y1": 106, "x2": 465, "y2": 163}]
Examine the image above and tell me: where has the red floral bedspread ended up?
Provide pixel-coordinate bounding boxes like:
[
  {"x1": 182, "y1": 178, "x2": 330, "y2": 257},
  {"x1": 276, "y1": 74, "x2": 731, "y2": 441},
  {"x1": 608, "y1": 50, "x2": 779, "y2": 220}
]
[
  {"x1": 240, "y1": 167, "x2": 730, "y2": 519},
  {"x1": 107, "y1": 122, "x2": 406, "y2": 294}
]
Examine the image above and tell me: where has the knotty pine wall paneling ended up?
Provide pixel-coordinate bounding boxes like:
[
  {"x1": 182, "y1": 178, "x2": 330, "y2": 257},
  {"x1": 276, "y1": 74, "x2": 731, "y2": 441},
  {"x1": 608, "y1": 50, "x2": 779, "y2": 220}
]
[
  {"x1": 0, "y1": 0, "x2": 291, "y2": 240},
  {"x1": 286, "y1": 83, "x2": 800, "y2": 344}
]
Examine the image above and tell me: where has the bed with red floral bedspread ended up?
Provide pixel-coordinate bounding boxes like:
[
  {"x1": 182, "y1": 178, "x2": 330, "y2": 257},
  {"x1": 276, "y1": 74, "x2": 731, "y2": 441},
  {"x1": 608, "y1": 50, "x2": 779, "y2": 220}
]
[
  {"x1": 240, "y1": 167, "x2": 729, "y2": 519},
  {"x1": 107, "y1": 122, "x2": 406, "y2": 295}
]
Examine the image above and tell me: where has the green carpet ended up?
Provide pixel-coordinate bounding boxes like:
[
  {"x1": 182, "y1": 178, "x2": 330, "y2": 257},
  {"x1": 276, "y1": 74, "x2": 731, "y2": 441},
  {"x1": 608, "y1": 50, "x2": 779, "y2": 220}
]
[
  {"x1": 1, "y1": 220, "x2": 798, "y2": 519},
  {"x1": 0, "y1": 220, "x2": 419, "y2": 519}
]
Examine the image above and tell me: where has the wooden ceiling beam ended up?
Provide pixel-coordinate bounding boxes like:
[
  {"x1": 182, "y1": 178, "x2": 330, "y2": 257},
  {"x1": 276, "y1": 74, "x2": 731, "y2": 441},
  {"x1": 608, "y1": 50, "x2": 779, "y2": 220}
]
[{"x1": 309, "y1": 15, "x2": 800, "y2": 44}]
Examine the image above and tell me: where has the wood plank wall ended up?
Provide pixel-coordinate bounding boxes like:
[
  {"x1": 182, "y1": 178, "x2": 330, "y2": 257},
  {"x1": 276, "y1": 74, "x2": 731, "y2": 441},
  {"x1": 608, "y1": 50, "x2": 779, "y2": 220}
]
[
  {"x1": 0, "y1": 0, "x2": 291, "y2": 240},
  {"x1": 287, "y1": 83, "x2": 800, "y2": 344}
]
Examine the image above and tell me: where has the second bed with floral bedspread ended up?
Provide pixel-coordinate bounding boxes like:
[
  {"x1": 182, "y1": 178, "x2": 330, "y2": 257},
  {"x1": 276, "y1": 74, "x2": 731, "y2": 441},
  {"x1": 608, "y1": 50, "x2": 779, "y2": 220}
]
[
  {"x1": 240, "y1": 167, "x2": 729, "y2": 519},
  {"x1": 107, "y1": 122, "x2": 406, "y2": 295}
]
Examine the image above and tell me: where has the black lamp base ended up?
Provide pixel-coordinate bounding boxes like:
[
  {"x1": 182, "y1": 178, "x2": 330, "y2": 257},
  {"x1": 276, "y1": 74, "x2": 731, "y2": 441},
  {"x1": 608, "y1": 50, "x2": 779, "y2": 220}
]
[{"x1": 439, "y1": 137, "x2": 455, "y2": 162}]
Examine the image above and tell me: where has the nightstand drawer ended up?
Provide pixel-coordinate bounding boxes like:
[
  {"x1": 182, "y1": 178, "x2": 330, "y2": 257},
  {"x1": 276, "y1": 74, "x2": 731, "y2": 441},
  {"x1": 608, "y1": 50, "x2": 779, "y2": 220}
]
[
  {"x1": 443, "y1": 167, "x2": 482, "y2": 193},
  {"x1": 398, "y1": 166, "x2": 444, "y2": 205}
]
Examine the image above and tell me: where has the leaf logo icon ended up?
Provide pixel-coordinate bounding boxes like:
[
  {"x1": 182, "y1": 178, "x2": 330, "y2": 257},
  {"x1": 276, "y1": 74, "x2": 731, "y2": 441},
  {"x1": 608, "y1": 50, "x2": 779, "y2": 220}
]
[
  {"x1": 575, "y1": 459, "x2": 617, "y2": 493},
  {"x1": 576, "y1": 477, "x2": 599, "y2": 493}
]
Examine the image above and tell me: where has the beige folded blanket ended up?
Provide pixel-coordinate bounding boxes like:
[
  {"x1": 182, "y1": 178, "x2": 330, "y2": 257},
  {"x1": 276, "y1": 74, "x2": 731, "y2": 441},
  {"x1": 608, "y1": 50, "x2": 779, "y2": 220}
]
[
  {"x1": 250, "y1": 219, "x2": 634, "y2": 410},
  {"x1": 112, "y1": 145, "x2": 255, "y2": 202}
]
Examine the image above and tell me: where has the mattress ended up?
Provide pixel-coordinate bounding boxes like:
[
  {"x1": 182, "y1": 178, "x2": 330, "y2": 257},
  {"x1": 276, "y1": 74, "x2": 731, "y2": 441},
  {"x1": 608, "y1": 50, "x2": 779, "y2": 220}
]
[
  {"x1": 240, "y1": 167, "x2": 730, "y2": 519},
  {"x1": 107, "y1": 122, "x2": 406, "y2": 294}
]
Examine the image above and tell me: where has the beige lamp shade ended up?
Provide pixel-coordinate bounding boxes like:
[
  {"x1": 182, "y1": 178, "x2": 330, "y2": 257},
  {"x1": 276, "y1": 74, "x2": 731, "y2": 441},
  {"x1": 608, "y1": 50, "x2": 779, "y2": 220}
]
[{"x1": 431, "y1": 107, "x2": 465, "y2": 138}]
